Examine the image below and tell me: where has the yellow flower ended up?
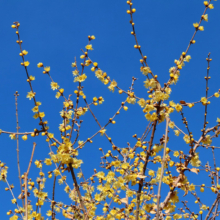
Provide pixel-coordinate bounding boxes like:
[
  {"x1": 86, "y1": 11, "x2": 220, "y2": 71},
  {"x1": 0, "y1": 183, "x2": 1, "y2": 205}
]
[
  {"x1": 46, "y1": 210, "x2": 52, "y2": 216},
  {"x1": 85, "y1": 44, "x2": 93, "y2": 50},
  {"x1": 217, "y1": 118, "x2": 220, "y2": 123},
  {"x1": 91, "y1": 35, "x2": 95, "y2": 40},
  {"x1": 150, "y1": 112, "x2": 158, "y2": 121},
  {"x1": 32, "y1": 106, "x2": 38, "y2": 112},
  {"x1": 137, "y1": 98, "x2": 146, "y2": 108},
  {"x1": 201, "y1": 135, "x2": 212, "y2": 145},
  {"x1": 183, "y1": 134, "x2": 190, "y2": 144},
  {"x1": 37, "y1": 62, "x2": 43, "y2": 68},
  {"x1": 9, "y1": 134, "x2": 16, "y2": 140},
  {"x1": 29, "y1": 75, "x2": 35, "y2": 81},
  {"x1": 202, "y1": 14, "x2": 208, "y2": 22},
  {"x1": 91, "y1": 66, "x2": 96, "y2": 71},
  {"x1": 184, "y1": 55, "x2": 191, "y2": 62},
  {"x1": 148, "y1": 170, "x2": 155, "y2": 177},
  {"x1": 173, "y1": 151, "x2": 179, "y2": 157},
  {"x1": 33, "y1": 113, "x2": 39, "y2": 119},
  {"x1": 11, "y1": 24, "x2": 16, "y2": 28},
  {"x1": 22, "y1": 135, "x2": 28, "y2": 141},
  {"x1": 193, "y1": 23, "x2": 199, "y2": 28},
  {"x1": 39, "y1": 112, "x2": 45, "y2": 118},
  {"x1": 169, "y1": 101, "x2": 176, "y2": 107},
  {"x1": 11, "y1": 198, "x2": 17, "y2": 204},
  {"x1": 74, "y1": 73, "x2": 87, "y2": 82},
  {"x1": 10, "y1": 215, "x2": 18, "y2": 220},
  {"x1": 126, "y1": 97, "x2": 136, "y2": 104},
  {"x1": 208, "y1": 4, "x2": 214, "y2": 9},
  {"x1": 201, "y1": 204, "x2": 208, "y2": 210},
  {"x1": 98, "y1": 96, "x2": 104, "y2": 104},
  {"x1": 200, "y1": 187, "x2": 204, "y2": 192},
  {"x1": 72, "y1": 70, "x2": 79, "y2": 76},
  {"x1": 56, "y1": 92, "x2": 61, "y2": 99},
  {"x1": 173, "y1": 213, "x2": 182, "y2": 219},
  {"x1": 26, "y1": 91, "x2": 35, "y2": 100},
  {"x1": 123, "y1": 106, "x2": 128, "y2": 111},
  {"x1": 53, "y1": 169, "x2": 60, "y2": 176},
  {"x1": 198, "y1": 26, "x2": 204, "y2": 31},
  {"x1": 51, "y1": 82, "x2": 59, "y2": 90},
  {"x1": 22, "y1": 50, "x2": 28, "y2": 55},
  {"x1": 44, "y1": 159, "x2": 52, "y2": 166},
  {"x1": 169, "y1": 161, "x2": 175, "y2": 167},
  {"x1": 34, "y1": 160, "x2": 42, "y2": 168},
  {"x1": 201, "y1": 97, "x2": 207, "y2": 104},
  {"x1": 44, "y1": 66, "x2": 50, "y2": 72},
  {"x1": 190, "y1": 153, "x2": 201, "y2": 167},
  {"x1": 108, "y1": 80, "x2": 117, "y2": 92},
  {"x1": 168, "y1": 121, "x2": 175, "y2": 129},
  {"x1": 175, "y1": 104, "x2": 182, "y2": 112},
  {"x1": 214, "y1": 92, "x2": 219, "y2": 98},
  {"x1": 174, "y1": 130, "x2": 180, "y2": 136},
  {"x1": 100, "y1": 129, "x2": 106, "y2": 136},
  {"x1": 170, "y1": 191, "x2": 179, "y2": 204},
  {"x1": 24, "y1": 61, "x2": 30, "y2": 67},
  {"x1": 140, "y1": 66, "x2": 151, "y2": 75}
]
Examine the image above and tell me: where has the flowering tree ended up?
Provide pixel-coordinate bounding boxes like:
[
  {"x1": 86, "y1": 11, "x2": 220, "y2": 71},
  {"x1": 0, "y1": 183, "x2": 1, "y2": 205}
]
[{"x1": 0, "y1": 0, "x2": 220, "y2": 220}]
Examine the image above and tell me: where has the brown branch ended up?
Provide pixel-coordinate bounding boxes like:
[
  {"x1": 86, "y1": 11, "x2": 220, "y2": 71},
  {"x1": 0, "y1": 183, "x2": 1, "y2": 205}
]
[
  {"x1": 69, "y1": 165, "x2": 88, "y2": 219},
  {"x1": 24, "y1": 173, "x2": 28, "y2": 220},
  {"x1": 205, "y1": 193, "x2": 220, "y2": 220},
  {"x1": 52, "y1": 176, "x2": 57, "y2": 220},
  {"x1": 14, "y1": 91, "x2": 24, "y2": 208},
  {"x1": 26, "y1": 142, "x2": 36, "y2": 175},
  {"x1": 160, "y1": 126, "x2": 217, "y2": 209},
  {"x1": 202, "y1": 53, "x2": 211, "y2": 137},
  {"x1": 164, "y1": 0, "x2": 211, "y2": 88},
  {"x1": 136, "y1": 118, "x2": 158, "y2": 220},
  {"x1": 156, "y1": 117, "x2": 169, "y2": 220}
]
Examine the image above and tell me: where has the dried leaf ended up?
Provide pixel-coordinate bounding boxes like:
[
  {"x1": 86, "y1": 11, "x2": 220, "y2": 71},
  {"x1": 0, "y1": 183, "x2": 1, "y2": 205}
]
[
  {"x1": 165, "y1": 208, "x2": 171, "y2": 214},
  {"x1": 120, "y1": 198, "x2": 128, "y2": 205},
  {"x1": 183, "y1": 188, "x2": 189, "y2": 197},
  {"x1": 66, "y1": 213, "x2": 74, "y2": 219},
  {"x1": 137, "y1": 174, "x2": 147, "y2": 179},
  {"x1": 150, "y1": 210, "x2": 156, "y2": 214},
  {"x1": 18, "y1": 192, "x2": 25, "y2": 200},
  {"x1": 190, "y1": 168, "x2": 198, "y2": 174}
]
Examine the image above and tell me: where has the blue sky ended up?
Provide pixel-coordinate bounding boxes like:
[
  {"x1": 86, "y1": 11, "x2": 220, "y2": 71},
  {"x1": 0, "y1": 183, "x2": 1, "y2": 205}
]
[{"x1": 0, "y1": 0, "x2": 220, "y2": 219}]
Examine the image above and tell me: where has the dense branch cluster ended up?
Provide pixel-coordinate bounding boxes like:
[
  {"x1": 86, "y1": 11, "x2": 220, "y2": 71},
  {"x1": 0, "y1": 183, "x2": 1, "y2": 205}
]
[{"x1": 0, "y1": 0, "x2": 220, "y2": 220}]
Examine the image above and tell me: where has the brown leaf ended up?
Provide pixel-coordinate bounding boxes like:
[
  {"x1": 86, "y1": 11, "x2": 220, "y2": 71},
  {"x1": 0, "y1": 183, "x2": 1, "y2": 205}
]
[
  {"x1": 137, "y1": 174, "x2": 147, "y2": 179},
  {"x1": 120, "y1": 198, "x2": 128, "y2": 205},
  {"x1": 183, "y1": 188, "x2": 189, "y2": 197},
  {"x1": 66, "y1": 213, "x2": 74, "y2": 219},
  {"x1": 180, "y1": 100, "x2": 186, "y2": 104},
  {"x1": 18, "y1": 192, "x2": 25, "y2": 200},
  {"x1": 165, "y1": 208, "x2": 171, "y2": 214},
  {"x1": 150, "y1": 210, "x2": 156, "y2": 214},
  {"x1": 190, "y1": 168, "x2": 198, "y2": 174}
]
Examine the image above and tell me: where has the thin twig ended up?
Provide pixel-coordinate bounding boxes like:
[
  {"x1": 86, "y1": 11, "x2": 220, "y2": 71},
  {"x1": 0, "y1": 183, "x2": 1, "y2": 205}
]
[
  {"x1": 14, "y1": 91, "x2": 24, "y2": 208},
  {"x1": 24, "y1": 172, "x2": 28, "y2": 220},
  {"x1": 27, "y1": 143, "x2": 36, "y2": 175}
]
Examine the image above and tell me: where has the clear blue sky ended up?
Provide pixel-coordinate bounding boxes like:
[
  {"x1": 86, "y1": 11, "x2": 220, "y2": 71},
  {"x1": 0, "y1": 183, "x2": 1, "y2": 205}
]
[{"x1": 0, "y1": 1, "x2": 220, "y2": 219}]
